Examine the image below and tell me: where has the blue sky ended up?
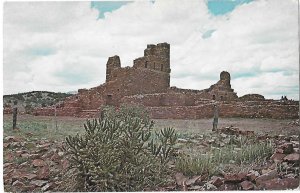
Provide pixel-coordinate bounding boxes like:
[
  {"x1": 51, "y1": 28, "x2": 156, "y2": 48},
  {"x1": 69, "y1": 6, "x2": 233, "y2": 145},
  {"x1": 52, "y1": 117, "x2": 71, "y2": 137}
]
[
  {"x1": 3, "y1": 0, "x2": 299, "y2": 99},
  {"x1": 91, "y1": 0, "x2": 253, "y2": 18},
  {"x1": 207, "y1": 0, "x2": 253, "y2": 15},
  {"x1": 91, "y1": 1, "x2": 131, "y2": 18}
]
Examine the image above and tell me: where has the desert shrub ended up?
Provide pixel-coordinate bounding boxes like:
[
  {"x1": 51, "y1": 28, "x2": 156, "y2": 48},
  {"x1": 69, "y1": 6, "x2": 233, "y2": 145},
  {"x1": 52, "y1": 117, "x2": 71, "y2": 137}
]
[
  {"x1": 176, "y1": 140, "x2": 273, "y2": 176},
  {"x1": 24, "y1": 103, "x2": 33, "y2": 114},
  {"x1": 176, "y1": 154, "x2": 216, "y2": 176},
  {"x1": 63, "y1": 105, "x2": 177, "y2": 191}
]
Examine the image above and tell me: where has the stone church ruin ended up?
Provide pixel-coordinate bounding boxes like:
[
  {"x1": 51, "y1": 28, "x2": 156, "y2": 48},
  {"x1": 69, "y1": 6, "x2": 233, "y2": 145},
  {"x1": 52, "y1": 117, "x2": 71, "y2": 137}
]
[{"x1": 32, "y1": 43, "x2": 298, "y2": 119}]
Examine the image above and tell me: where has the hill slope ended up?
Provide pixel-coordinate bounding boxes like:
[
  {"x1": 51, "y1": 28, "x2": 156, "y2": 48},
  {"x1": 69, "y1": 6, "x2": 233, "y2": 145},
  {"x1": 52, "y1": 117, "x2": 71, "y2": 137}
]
[{"x1": 3, "y1": 91, "x2": 73, "y2": 113}]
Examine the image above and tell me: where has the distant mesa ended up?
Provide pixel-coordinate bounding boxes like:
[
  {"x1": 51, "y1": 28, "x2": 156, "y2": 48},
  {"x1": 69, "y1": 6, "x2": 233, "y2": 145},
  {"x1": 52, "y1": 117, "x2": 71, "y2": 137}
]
[{"x1": 5, "y1": 43, "x2": 298, "y2": 119}]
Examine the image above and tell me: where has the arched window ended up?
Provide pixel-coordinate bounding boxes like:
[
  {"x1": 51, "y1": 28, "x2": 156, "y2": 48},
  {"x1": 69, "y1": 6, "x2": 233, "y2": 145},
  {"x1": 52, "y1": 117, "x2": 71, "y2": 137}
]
[{"x1": 212, "y1": 95, "x2": 216, "y2": 100}]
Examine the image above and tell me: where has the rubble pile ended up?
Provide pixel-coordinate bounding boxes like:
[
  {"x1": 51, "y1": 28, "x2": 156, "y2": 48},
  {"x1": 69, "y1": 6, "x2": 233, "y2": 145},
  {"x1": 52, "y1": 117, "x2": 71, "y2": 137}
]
[
  {"x1": 217, "y1": 126, "x2": 255, "y2": 136},
  {"x1": 170, "y1": 130, "x2": 299, "y2": 191},
  {"x1": 3, "y1": 135, "x2": 69, "y2": 192},
  {"x1": 3, "y1": 128, "x2": 299, "y2": 191}
]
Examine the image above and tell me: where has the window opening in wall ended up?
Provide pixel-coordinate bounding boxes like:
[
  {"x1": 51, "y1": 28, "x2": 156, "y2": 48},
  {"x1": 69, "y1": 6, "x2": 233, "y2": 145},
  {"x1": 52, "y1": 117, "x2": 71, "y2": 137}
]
[
  {"x1": 145, "y1": 61, "x2": 148, "y2": 68},
  {"x1": 212, "y1": 95, "x2": 216, "y2": 100},
  {"x1": 107, "y1": 94, "x2": 113, "y2": 105}
]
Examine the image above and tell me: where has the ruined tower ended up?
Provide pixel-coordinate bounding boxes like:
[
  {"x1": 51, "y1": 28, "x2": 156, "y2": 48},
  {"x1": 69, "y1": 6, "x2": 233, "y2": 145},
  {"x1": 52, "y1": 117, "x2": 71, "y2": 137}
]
[
  {"x1": 106, "y1": 55, "x2": 121, "y2": 82},
  {"x1": 133, "y1": 42, "x2": 171, "y2": 86},
  {"x1": 207, "y1": 71, "x2": 238, "y2": 101}
]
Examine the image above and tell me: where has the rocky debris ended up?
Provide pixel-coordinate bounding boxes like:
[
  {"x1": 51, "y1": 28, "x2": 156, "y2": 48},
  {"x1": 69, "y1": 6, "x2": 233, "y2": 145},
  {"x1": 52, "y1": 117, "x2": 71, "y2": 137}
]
[
  {"x1": 246, "y1": 170, "x2": 260, "y2": 181},
  {"x1": 224, "y1": 172, "x2": 247, "y2": 182},
  {"x1": 288, "y1": 119, "x2": 299, "y2": 126},
  {"x1": 37, "y1": 166, "x2": 50, "y2": 180},
  {"x1": 32, "y1": 159, "x2": 46, "y2": 167},
  {"x1": 174, "y1": 173, "x2": 188, "y2": 186},
  {"x1": 31, "y1": 180, "x2": 48, "y2": 187},
  {"x1": 277, "y1": 143, "x2": 294, "y2": 154},
  {"x1": 209, "y1": 176, "x2": 224, "y2": 187},
  {"x1": 270, "y1": 153, "x2": 286, "y2": 163},
  {"x1": 5, "y1": 136, "x2": 23, "y2": 142},
  {"x1": 258, "y1": 178, "x2": 299, "y2": 190},
  {"x1": 3, "y1": 136, "x2": 69, "y2": 192},
  {"x1": 185, "y1": 175, "x2": 202, "y2": 186},
  {"x1": 24, "y1": 173, "x2": 37, "y2": 180},
  {"x1": 41, "y1": 182, "x2": 53, "y2": 191},
  {"x1": 240, "y1": 180, "x2": 255, "y2": 190},
  {"x1": 3, "y1": 129, "x2": 300, "y2": 192},
  {"x1": 217, "y1": 126, "x2": 254, "y2": 136},
  {"x1": 283, "y1": 153, "x2": 300, "y2": 163},
  {"x1": 255, "y1": 170, "x2": 278, "y2": 186}
]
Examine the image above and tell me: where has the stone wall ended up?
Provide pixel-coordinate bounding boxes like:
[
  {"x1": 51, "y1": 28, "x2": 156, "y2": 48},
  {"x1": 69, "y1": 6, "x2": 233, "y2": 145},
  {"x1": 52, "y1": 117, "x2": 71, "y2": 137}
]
[
  {"x1": 121, "y1": 93, "x2": 199, "y2": 107},
  {"x1": 146, "y1": 101, "x2": 299, "y2": 119},
  {"x1": 133, "y1": 43, "x2": 170, "y2": 74},
  {"x1": 239, "y1": 94, "x2": 265, "y2": 101}
]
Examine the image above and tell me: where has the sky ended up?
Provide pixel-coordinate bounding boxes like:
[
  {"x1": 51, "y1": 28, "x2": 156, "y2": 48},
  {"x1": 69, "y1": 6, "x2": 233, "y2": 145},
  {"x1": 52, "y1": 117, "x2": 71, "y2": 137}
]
[{"x1": 3, "y1": 0, "x2": 299, "y2": 100}]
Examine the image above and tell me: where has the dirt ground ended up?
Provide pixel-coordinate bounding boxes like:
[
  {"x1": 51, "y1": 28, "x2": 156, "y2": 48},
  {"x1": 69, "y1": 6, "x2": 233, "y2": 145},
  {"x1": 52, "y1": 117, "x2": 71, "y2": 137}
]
[
  {"x1": 3, "y1": 114, "x2": 299, "y2": 139},
  {"x1": 154, "y1": 118, "x2": 299, "y2": 136}
]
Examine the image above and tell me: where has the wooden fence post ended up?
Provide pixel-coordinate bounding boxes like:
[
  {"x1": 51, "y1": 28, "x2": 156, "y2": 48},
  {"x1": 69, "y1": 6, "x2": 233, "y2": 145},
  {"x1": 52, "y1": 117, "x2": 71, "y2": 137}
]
[{"x1": 12, "y1": 101, "x2": 18, "y2": 130}]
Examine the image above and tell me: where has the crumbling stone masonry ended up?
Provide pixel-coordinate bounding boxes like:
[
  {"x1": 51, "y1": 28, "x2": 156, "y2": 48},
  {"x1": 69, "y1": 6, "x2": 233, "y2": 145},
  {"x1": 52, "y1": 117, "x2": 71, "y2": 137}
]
[{"x1": 31, "y1": 42, "x2": 299, "y2": 119}]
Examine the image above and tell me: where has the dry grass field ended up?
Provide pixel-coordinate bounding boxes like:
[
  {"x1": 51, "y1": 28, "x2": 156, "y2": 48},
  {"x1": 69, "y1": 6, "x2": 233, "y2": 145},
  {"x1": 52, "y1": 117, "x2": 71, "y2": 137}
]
[{"x1": 3, "y1": 114, "x2": 299, "y2": 140}]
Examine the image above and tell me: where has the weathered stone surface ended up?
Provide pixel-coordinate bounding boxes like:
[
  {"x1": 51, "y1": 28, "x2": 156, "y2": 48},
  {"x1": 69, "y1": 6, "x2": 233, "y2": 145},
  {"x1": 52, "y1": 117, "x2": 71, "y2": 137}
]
[
  {"x1": 259, "y1": 178, "x2": 299, "y2": 190},
  {"x1": 3, "y1": 143, "x2": 10, "y2": 148},
  {"x1": 37, "y1": 166, "x2": 50, "y2": 180},
  {"x1": 5, "y1": 136, "x2": 22, "y2": 142},
  {"x1": 255, "y1": 170, "x2": 278, "y2": 185},
  {"x1": 61, "y1": 159, "x2": 69, "y2": 170},
  {"x1": 283, "y1": 153, "x2": 300, "y2": 163},
  {"x1": 224, "y1": 172, "x2": 247, "y2": 182},
  {"x1": 21, "y1": 153, "x2": 30, "y2": 158},
  {"x1": 41, "y1": 183, "x2": 53, "y2": 191},
  {"x1": 204, "y1": 183, "x2": 217, "y2": 190},
  {"x1": 219, "y1": 183, "x2": 238, "y2": 190},
  {"x1": 23, "y1": 173, "x2": 37, "y2": 180},
  {"x1": 240, "y1": 180, "x2": 255, "y2": 190},
  {"x1": 32, "y1": 159, "x2": 46, "y2": 167},
  {"x1": 22, "y1": 185, "x2": 36, "y2": 192},
  {"x1": 185, "y1": 175, "x2": 201, "y2": 186},
  {"x1": 209, "y1": 176, "x2": 224, "y2": 187},
  {"x1": 31, "y1": 180, "x2": 48, "y2": 187},
  {"x1": 12, "y1": 180, "x2": 25, "y2": 187},
  {"x1": 247, "y1": 170, "x2": 260, "y2": 181},
  {"x1": 175, "y1": 173, "x2": 188, "y2": 186},
  {"x1": 270, "y1": 153, "x2": 286, "y2": 162},
  {"x1": 278, "y1": 143, "x2": 294, "y2": 154}
]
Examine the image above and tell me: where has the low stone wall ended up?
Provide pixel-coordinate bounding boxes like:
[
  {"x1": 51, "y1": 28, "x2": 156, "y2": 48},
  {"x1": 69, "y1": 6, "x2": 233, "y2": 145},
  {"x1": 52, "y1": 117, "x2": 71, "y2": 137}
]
[
  {"x1": 33, "y1": 107, "x2": 82, "y2": 117},
  {"x1": 147, "y1": 105, "x2": 213, "y2": 119},
  {"x1": 146, "y1": 101, "x2": 299, "y2": 119},
  {"x1": 121, "y1": 93, "x2": 197, "y2": 107}
]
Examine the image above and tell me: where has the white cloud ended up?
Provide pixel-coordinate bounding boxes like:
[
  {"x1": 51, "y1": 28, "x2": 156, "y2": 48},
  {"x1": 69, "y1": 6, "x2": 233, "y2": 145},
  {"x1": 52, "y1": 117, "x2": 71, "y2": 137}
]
[{"x1": 3, "y1": 0, "x2": 299, "y2": 100}]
